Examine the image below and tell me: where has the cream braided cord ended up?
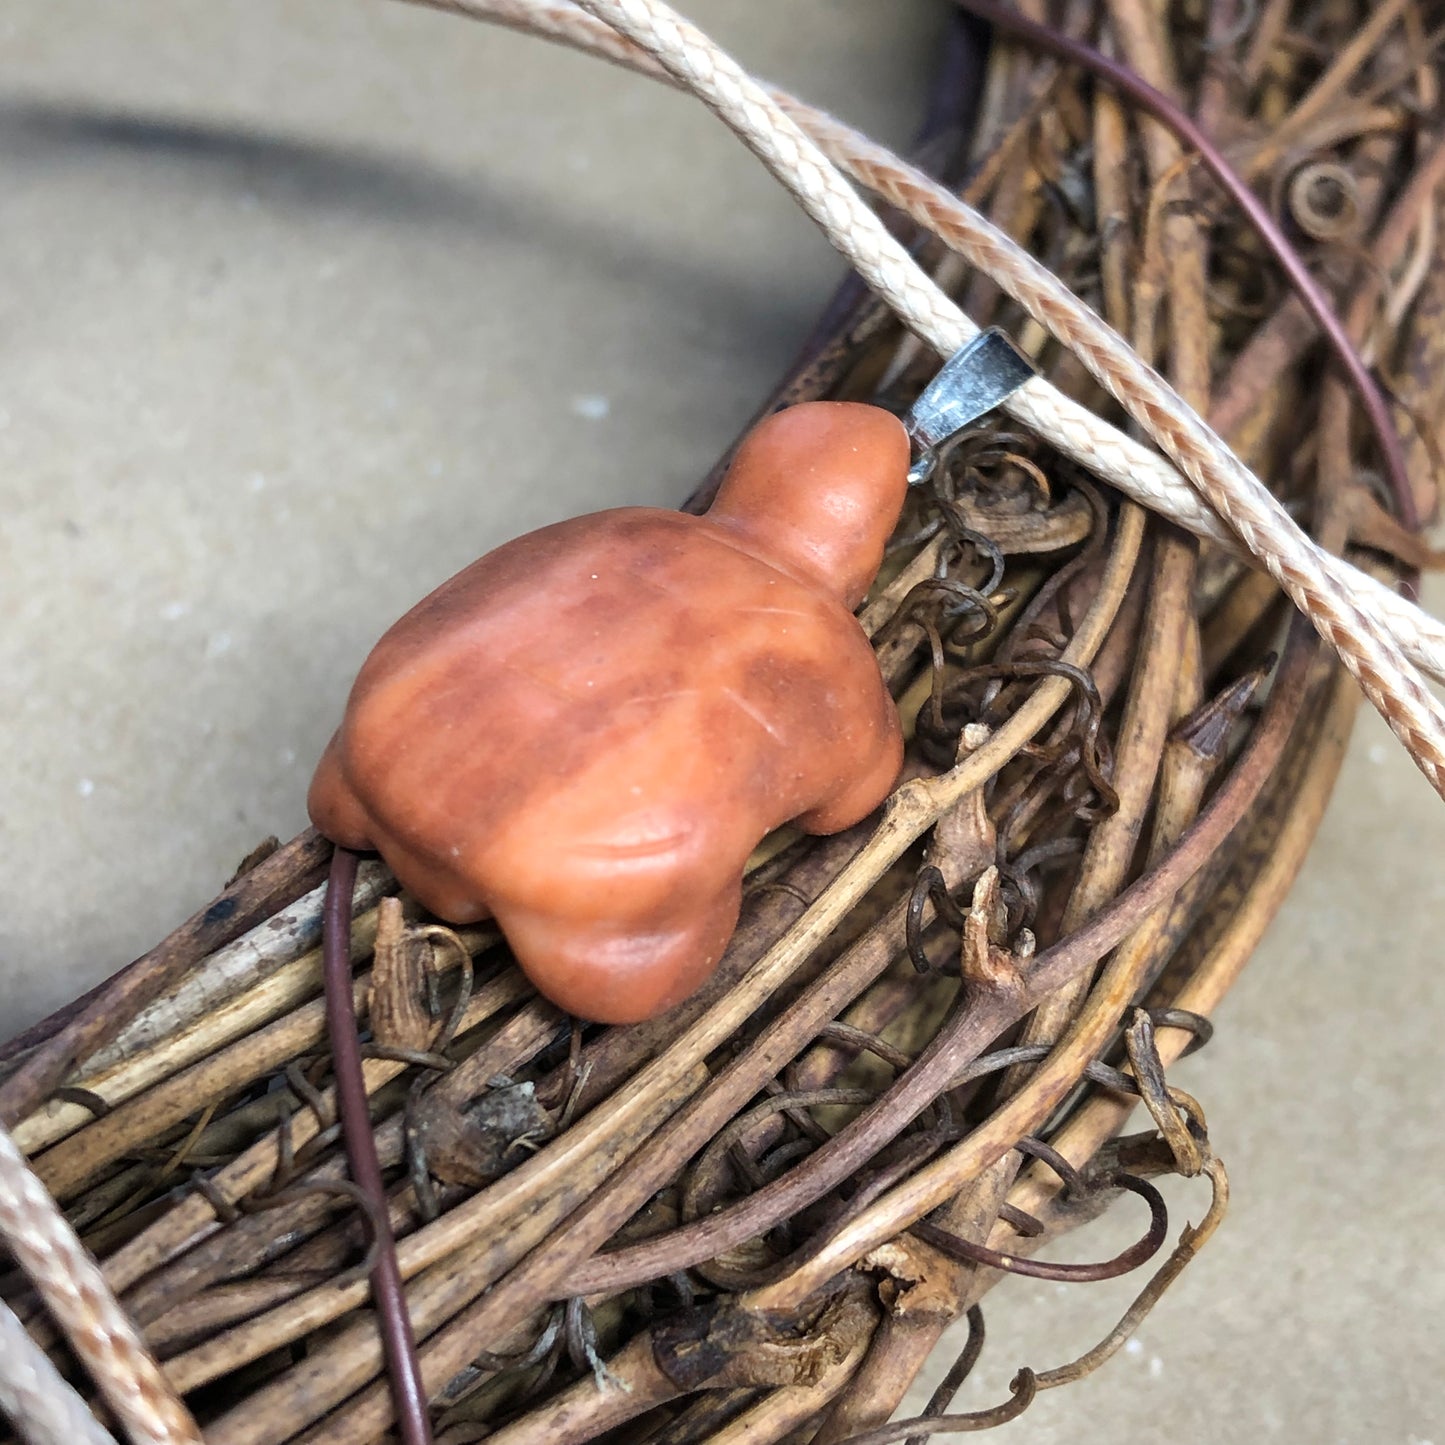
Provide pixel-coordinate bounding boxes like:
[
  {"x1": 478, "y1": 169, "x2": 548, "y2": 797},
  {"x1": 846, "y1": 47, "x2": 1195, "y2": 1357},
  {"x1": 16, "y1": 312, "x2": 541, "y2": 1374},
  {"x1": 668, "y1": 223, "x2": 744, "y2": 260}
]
[
  {"x1": 427, "y1": 0, "x2": 1445, "y2": 797},
  {"x1": 789, "y1": 108, "x2": 1445, "y2": 678},
  {"x1": 0, "y1": 1121, "x2": 201, "y2": 1445},
  {"x1": 427, "y1": 0, "x2": 1445, "y2": 680},
  {"x1": 800, "y1": 112, "x2": 1445, "y2": 792},
  {"x1": 0, "y1": 1295, "x2": 118, "y2": 1445}
]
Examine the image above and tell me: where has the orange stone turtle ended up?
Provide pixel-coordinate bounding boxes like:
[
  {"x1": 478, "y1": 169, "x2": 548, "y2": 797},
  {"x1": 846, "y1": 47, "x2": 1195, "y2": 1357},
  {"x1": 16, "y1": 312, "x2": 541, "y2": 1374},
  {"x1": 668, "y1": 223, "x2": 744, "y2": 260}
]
[{"x1": 309, "y1": 401, "x2": 910, "y2": 1023}]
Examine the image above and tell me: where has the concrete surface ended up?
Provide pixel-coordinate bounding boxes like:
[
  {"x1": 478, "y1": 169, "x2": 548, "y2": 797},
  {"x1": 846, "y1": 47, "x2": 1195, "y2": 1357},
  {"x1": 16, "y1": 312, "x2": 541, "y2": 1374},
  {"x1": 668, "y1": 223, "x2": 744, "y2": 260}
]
[{"x1": 1, "y1": 3, "x2": 1441, "y2": 1440}]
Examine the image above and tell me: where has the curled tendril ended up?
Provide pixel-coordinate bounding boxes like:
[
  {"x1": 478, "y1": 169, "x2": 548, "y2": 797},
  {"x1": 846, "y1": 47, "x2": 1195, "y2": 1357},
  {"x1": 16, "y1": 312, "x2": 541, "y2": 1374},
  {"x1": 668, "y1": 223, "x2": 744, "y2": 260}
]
[
  {"x1": 235, "y1": 1178, "x2": 385, "y2": 1290},
  {"x1": 808, "y1": 1021, "x2": 915, "y2": 1074},
  {"x1": 832, "y1": 1368, "x2": 1037, "y2": 1444},
  {"x1": 903, "y1": 1305, "x2": 986, "y2": 1445},
  {"x1": 935, "y1": 524, "x2": 1007, "y2": 597},
  {"x1": 918, "y1": 655, "x2": 1118, "y2": 818},
  {"x1": 683, "y1": 1087, "x2": 885, "y2": 1226},
  {"x1": 995, "y1": 835, "x2": 1082, "y2": 929},
  {"x1": 914, "y1": 1167, "x2": 1167, "y2": 1282},
  {"x1": 1146, "y1": 1007, "x2": 1214, "y2": 1057},
  {"x1": 906, "y1": 865, "x2": 971, "y2": 974}
]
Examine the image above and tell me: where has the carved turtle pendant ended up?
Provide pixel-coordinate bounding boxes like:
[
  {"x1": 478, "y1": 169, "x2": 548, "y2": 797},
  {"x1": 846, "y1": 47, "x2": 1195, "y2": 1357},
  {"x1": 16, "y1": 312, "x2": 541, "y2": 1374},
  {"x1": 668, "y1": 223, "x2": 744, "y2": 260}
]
[{"x1": 309, "y1": 401, "x2": 910, "y2": 1022}]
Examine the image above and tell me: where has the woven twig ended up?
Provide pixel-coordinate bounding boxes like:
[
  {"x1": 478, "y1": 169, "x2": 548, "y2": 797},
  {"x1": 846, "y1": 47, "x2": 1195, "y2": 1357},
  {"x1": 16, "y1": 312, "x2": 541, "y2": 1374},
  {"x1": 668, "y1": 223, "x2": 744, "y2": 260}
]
[{"x1": 1, "y1": 3, "x2": 1439, "y2": 1444}]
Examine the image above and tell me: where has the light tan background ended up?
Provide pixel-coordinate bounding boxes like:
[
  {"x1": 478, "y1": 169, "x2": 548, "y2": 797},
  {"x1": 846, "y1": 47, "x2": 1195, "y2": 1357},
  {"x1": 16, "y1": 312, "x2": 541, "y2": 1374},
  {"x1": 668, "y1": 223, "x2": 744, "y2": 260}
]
[{"x1": 1, "y1": 3, "x2": 1441, "y2": 1439}]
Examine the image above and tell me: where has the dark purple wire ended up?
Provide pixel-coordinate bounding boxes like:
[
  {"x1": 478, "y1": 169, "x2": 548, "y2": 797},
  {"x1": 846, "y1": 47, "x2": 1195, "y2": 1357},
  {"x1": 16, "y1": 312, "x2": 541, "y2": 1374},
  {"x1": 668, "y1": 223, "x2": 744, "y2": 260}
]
[
  {"x1": 323, "y1": 845, "x2": 433, "y2": 1445},
  {"x1": 954, "y1": 0, "x2": 1421, "y2": 536}
]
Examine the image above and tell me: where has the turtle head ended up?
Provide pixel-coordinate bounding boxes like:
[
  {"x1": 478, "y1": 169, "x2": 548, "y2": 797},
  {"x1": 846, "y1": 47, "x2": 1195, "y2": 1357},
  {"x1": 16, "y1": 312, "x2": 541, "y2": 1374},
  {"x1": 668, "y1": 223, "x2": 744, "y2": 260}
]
[{"x1": 708, "y1": 401, "x2": 910, "y2": 611}]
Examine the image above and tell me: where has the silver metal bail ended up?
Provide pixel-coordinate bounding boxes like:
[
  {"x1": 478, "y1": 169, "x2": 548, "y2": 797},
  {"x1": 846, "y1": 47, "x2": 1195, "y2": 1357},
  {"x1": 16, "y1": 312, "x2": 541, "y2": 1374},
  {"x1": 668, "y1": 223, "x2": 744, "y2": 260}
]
[{"x1": 903, "y1": 328, "x2": 1037, "y2": 486}]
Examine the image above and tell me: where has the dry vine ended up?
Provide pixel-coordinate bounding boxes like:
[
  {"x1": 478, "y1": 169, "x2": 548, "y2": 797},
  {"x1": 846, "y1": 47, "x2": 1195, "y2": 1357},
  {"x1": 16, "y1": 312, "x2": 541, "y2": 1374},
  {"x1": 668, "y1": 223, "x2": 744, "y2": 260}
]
[{"x1": 1, "y1": 2, "x2": 1441, "y2": 1443}]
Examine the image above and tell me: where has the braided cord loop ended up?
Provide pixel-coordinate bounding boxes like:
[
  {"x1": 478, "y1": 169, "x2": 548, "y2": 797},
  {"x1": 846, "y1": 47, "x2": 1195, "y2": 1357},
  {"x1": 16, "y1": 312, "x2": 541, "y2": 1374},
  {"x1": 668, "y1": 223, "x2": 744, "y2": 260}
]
[
  {"x1": 0, "y1": 1123, "x2": 201, "y2": 1445},
  {"x1": 515, "y1": 0, "x2": 1445, "y2": 794}
]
